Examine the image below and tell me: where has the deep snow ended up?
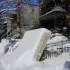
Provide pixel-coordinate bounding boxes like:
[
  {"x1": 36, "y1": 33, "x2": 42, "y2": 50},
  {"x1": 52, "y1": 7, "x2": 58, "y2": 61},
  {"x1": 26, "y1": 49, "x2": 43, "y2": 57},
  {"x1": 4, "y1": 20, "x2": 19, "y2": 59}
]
[{"x1": 0, "y1": 29, "x2": 70, "y2": 70}]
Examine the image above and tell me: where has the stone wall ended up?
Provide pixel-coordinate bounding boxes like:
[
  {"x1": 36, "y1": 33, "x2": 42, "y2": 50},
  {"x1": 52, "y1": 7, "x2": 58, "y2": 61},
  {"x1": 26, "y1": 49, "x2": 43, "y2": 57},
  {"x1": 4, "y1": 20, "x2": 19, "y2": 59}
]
[{"x1": 20, "y1": 3, "x2": 40, "y2": 37}]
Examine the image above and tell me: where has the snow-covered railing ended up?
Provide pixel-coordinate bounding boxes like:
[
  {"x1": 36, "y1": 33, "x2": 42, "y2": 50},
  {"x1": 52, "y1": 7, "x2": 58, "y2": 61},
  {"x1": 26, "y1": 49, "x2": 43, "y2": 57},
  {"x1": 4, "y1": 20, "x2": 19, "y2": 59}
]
[
  {"x1": 40, "y1": 40, "x2": 70, "y2": 61},
  {"x1": 46, "y1": 40, "x2": 69, "y2": 48},
  {"x1": 40, "y1": 46, "x2": 70, "y2": 61}
]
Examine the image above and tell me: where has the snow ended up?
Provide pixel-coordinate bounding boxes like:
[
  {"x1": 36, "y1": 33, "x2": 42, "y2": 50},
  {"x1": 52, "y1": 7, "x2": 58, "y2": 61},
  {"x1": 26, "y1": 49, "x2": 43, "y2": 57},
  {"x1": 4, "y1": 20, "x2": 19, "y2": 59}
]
[
  {"x1": 0, "y1": 39, "x2": 9, "y2": 57},
  {"x1": 46, "y1": 33, "x2": 69, "y2": 52},
  {"x1": 12, "y1": 52, "x2": 70, "y2": 70},
  {"x1": 0, "y1": 28, "x2": 51, "y2": 70},
  {"x1": 0, "y1": 38, "x2": 20, "y2": 58},
  {"x1": 47, "y1": 33, "x2": 68, "y2": 44},
  {"x1": 0, "y1": 29, "x2": 70, "y2": 70}
]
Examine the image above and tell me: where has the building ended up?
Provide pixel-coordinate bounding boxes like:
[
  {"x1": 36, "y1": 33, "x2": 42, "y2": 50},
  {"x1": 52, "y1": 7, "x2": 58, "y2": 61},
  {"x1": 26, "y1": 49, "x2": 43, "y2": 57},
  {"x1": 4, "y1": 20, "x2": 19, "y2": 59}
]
[
  {"x1": 19, "y1": 3, "x2": 40, "y2": 37},
  {"x1": 39, "y1": 0, "x2": 70, "y2": 31}
]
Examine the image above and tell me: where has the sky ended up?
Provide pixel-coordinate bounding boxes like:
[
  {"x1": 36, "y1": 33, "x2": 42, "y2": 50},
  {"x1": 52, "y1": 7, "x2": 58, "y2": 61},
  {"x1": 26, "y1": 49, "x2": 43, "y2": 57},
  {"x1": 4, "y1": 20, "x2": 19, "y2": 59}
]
[
  {"x1": 0, "y1": 0, "x2": 38, "y2": 14},
  {"x1": 31, "y1": 0, "x2": 38, "y2": 5},
  {"x1": 0, "y1": 0, "x2": 38, "y2": 8},
  {"x1": 0, "y1": 0, "x2": 38, "y2": 4}
]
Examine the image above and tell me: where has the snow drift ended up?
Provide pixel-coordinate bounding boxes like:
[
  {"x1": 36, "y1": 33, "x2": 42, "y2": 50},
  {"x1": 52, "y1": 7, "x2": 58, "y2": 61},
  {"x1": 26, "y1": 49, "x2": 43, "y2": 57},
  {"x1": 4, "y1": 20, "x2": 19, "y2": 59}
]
[{"x1": 0, "y1": 28, "x2": 51, "y2": 70}]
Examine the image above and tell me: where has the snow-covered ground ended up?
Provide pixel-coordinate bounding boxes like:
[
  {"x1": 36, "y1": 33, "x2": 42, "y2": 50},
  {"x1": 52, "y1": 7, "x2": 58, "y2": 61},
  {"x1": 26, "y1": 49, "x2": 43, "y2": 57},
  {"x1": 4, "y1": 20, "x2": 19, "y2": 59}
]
[
  {"x1": 13, "y1": 33, "x2": 70, "y2": 70},
  {"x1": 46, "y1": 33, "x2": 70, "y2": 52},
  {"x1": 0, "y1": 29, "x2": 70, "y2": 70},
  {"x1": 21, "y1": 52, "x2": 70, "y2": 70},
  {"x1": 0, "y1": 38, "x2": 20, "y2": 57},
  {"x1": 47, "y1": 33, "x2": 68, "y2": 44},
  {"x1": 0, "y1": 39, "x2": 9, "y2": 57}
]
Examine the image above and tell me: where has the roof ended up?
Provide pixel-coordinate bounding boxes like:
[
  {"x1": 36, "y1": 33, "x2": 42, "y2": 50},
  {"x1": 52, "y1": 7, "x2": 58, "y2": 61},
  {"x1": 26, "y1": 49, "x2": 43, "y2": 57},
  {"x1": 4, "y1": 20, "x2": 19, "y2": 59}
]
[{"x1": 40, "y1": 6, "x2": 66, "y2": 20}]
